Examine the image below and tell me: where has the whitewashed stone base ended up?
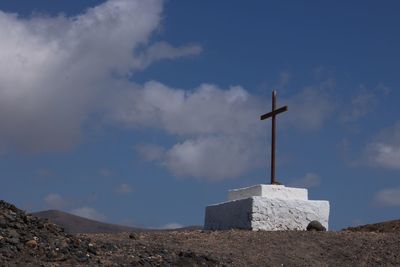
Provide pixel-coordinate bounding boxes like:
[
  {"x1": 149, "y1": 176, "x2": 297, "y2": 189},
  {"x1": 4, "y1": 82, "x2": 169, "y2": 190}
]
[
  {"x1": 204, "y1": 184, "x2": 330, "y2": 231},
  {"x1": 228, "y1": 184, "x2": 308, "y2": 201}
]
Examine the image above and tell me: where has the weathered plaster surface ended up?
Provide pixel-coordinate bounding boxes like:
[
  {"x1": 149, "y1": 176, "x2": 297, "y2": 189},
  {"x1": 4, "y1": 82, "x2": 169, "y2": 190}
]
[{"x1": 205, "y1": 185, "x2": 330, "y2": 231}]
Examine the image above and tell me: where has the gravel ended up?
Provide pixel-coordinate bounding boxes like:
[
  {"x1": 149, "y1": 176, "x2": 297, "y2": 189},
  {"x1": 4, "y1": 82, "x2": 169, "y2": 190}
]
[
  {"x1": 1, "y1": 200, "x2": 399, "y2": 266},
  {"x1": 0, "y1": 200, "x2": 95, "y2": 266}
]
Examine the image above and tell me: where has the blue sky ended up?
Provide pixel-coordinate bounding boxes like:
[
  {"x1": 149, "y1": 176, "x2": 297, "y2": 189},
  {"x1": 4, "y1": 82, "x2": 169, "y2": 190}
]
[{"x1": 0, "y1": 0, "x2": 399, "y2": 230}]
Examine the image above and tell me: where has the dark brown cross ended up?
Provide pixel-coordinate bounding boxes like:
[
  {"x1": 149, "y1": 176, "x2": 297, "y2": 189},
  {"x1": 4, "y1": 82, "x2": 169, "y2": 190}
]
[{"x1": 260, "y1": 90, "x2": 288, "y2": 185}]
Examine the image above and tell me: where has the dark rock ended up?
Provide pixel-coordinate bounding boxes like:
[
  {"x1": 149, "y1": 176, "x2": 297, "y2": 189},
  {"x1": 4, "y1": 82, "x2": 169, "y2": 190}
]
[
  {"x1": 8, "y1": 229, "x2": 20, "y2": 239},
  {"x1": 0, "y1": 218, "x2": 7, "y2": 228},
  {"x1": 11, "y1": 222, "x2": 24, "y2": 229},
  {"x1": 7, "y1": 237, "x2": 20, "y2": 245},
  {"x1": 102, "y1": 242, "x2": 119, "y2": 252},
  {"x1": 46, "y1": 250, "x2": 58, "y2": 259},
  {"x1": 75, "y1": 250, "x2": 89, "y2": 262},
  {"x1": 56, "y1": 239, "x2": 69, "y2": 251},
  {"x1": 307, "y1": 220, "x2": 326, "y2": 231},
  {"x1": 0, "y1": 200, "x2": 96, "y2": 265},
  {"x1": 87, "y1": 243, "x2": 97, "y2": 255},
  {"x1": 4, "y1": 211, "x2": 17, "y2": 222},
  {"x1": 25, "y1": 240, "x2": 38, "y2": 249},
  {"x1": 129, "y1": 232, "x2": 139, "y2": 239}
]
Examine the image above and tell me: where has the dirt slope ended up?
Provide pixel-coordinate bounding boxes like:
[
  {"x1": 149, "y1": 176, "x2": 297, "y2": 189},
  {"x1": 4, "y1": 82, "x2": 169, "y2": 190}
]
[
  {"x1": 31, "y1": 210, "x2": 141, "y2": 234},
  {"x1": 343, "y1": 218, "x2": 400, "y2": 233},
  {"x1": 2, "y1": 200, "x2": 400, "y2": 266},
  {"x1": 84, "y1": 229, "x2": 400, "y2": 266}
]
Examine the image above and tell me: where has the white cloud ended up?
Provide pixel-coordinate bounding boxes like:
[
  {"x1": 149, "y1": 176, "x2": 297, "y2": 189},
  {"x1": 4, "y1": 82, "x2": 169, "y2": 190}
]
[
  {"x1": 374, "y1": 187, "x2": 400, "y2": 207},
  {"x1": 0, "y1": 0, "x2": 199, "y2": 152},
  {"x1": 112, "y1": 82, "x2": 264, "y2": 136},
  {"x1": 138, "y1": 41, "x2": 202, "y2": 69},
  {"x1": 135, "y1": 143, "x2": 165, "y2": 161},
  {"x1": 115, "y1": 183, "x2": 133, "y2": 194},
  {"x1": 113, "y1": 80, "x2": 334, "y2": 139},
  {"x1": 283, "y1": 87, "x2": 334, "y2": 131},
  {"x1": 289, "y1": 173, "x2": 321, "y2": 188},
  {"x1": 159, "y1": 222, "x2": 183, "y2": 229},
  {"x1": 365, "y1": 122, "x2": 400, "y2": 170},
  {"x1": 114, "y1": 82, "x2": 266, "y2": 180},
  {"x1": 342, "y1": 89, "x2": 377, "y2": 122},
  {"x1": 0, "y1": 0, "x2": 335, "y2": 181},
  {"x1": 120, "y1": 82, "x2": 334, "y2": 180},
  {"x1": 70, "y1": 206, "x2": 106, "y2": 221},
  {"x1": 367, "y1": 143, "x2": 400, "y2": 169},
  {"x1": 165, "y1": 136, "x2": 263, "y2": 180},
  {"x1": 164, "y1": 135, "x2": 263, "y2": 180},
  {"x1": 342, "y1": 84, "x2": 390, "y2": 123},
  {"x1": 44, "y1": 193, "x2": 67, "y2": 209}
]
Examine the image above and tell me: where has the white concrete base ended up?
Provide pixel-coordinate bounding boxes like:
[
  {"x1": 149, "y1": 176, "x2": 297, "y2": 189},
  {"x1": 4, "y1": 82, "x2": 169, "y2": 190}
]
[
  {"x1": 228, "y1": 184, "x2": 308, "y2": 201},
  {"x1": 204, "y1": 184, "x2": 330, "y2": 231}
]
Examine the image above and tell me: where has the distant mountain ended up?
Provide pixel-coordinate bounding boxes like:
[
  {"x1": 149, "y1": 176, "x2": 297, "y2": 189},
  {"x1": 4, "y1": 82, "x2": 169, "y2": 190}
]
[
  {"x1": 343, "y1": 219, "x2": 400, "y2": 233},
  {"x1": 31, "y1": 210, "x2": 203, "y2": 234},
  {"x1": 31, "y1": 210, "x2": 142, "y2": 234}
]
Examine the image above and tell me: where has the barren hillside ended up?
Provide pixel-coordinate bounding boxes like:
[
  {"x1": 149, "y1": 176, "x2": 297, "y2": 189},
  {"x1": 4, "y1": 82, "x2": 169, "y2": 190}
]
[{"x1": 1, "y1": 200, "x2": 399, "y2": 266}]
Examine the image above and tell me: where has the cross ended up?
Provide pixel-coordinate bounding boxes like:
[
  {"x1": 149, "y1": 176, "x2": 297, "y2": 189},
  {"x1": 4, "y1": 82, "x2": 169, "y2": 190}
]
[{"x1": 260, "y1": 90, "x2": 288, "y2": 185}]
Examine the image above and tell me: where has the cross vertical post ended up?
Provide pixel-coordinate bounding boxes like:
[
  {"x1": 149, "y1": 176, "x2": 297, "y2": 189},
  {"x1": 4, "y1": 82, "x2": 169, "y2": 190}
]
[
  {"x1": 271, "y1": 91, "x2": 276, "y2": 184},
  {"x1": 260, "y1": 90, "x2": 288, "y2": 185}
]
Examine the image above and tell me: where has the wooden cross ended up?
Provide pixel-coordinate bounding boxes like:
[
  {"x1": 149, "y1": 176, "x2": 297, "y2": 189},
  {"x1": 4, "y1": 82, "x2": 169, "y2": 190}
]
[{"x1": 260, "y1": 90, "x2": 288, "y2": 185}]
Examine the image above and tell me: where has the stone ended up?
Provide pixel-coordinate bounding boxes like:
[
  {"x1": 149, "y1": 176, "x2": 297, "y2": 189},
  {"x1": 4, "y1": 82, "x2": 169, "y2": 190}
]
[
  {"x1": 205, "y1": 184, "x2": 330, "y2": 231},
  {"x1": 88, "y1": 243, "x2": 97, "y2": 255},
  {"x1": 25, "y1": 240, "x2": 38, "y2": 249},
  {"x1": 129, "y1": 233, "x2": 139, "y2": 240},
  {"x1": 8, "y1": 229, "x2": 20, "y2": 239},
  {"x1": 307, "y1": 220, "x2": 326, "y2": 231},
  {"x1": 0, "y1": 200, "x2": 96, "y2": 262},
  {"x1": 0, "y1": 218, "x2": 7, "y2": 228},
  {"x1": 228, "y1": 184, "x2": 308, "y2": 201},
  {"x1": 7, "y1": 237, "x2": 20, "y2": 245}
]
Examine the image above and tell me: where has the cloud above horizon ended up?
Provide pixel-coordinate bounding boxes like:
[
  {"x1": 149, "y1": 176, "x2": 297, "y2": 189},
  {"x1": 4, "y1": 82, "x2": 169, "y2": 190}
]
[
  {"x1": 0, "y1": 0, "x2": 199, "y2": 152},
  {"x1": 282, "y1": 86, "x2": 335, "y2": 131},
  {"x1": 124, "y1": 82, "x2": 265, "y2": 180},
  {"x1": 374, "y1": 187, "x2": 400, "y2": 207},
  {"x1": 365, "y1": 122, "x2": 400, "y2": 170},
  {"x1": 158, "y1": 222, "x2": 184, "y2": 229},
  {"x1": 125, "y1": 82, "x2": 335, "y2": 180},
  {"x1": 0, "y1": 0, "x2": 335, "y2": 181},
  {"x1": 70, "y1": 206, "x2": 106, "y2": 221},
  {"x1": 44, "y1": 193, "x2": 68, "y2": 210},
  {"x1": 342, "y1": 84, "x2": 390, "y2": 122}
]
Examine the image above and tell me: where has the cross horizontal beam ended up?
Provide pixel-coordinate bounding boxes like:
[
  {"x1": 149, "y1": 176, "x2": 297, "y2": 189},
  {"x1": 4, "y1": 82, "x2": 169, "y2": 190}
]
[{"x1": 260, "y1": 106, "x2": 288, "y2": 120}]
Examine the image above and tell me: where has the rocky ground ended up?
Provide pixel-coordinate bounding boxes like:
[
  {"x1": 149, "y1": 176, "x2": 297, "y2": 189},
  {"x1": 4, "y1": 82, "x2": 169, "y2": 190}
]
[
  {"x1": 1, "y1": 200, "x2": 400, "y2": 266},
  {"x1": 85, "y1": 230, "x2": 400, "y2": 266},
  {"x1": 344, "y1": 219, "x2": 400, "y2": 233},
  {"x1": 0, "y1": 201, "x2": 96, "y2": 266}
]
